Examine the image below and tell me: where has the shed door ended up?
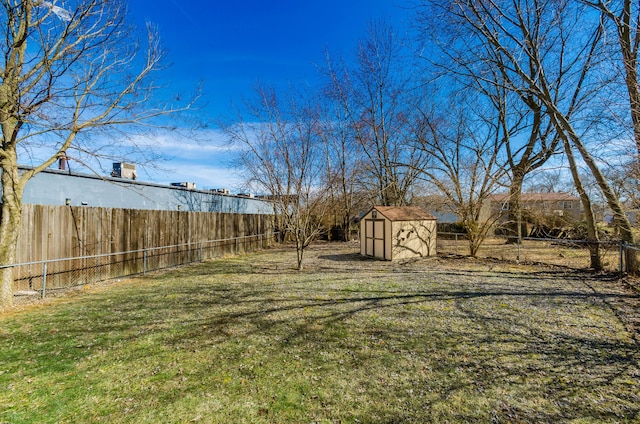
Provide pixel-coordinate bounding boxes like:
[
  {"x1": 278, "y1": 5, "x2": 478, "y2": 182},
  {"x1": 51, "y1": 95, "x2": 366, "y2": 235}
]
[{"x1": 365, "y1": 219, "x2": 385, "y2": 259}]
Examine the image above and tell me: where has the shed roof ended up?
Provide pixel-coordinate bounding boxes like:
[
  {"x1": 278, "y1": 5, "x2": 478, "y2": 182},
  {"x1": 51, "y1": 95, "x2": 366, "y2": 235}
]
[{"x1": 373, "y1": 206, "x2": 437, "y2": 221}]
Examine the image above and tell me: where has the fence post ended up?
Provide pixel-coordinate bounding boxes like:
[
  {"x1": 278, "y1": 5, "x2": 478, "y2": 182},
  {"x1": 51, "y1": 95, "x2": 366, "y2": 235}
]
[
  {"x1": 455, "y1": 233, "x2": 458, "y2": 255},
  {"x1": 200, "y1": 241, "x2": 203, "y2": 262},
  {"x1": 42, "y1": 262, "x2": 47, "y2": 299},
  {"x1": 143, "y1": 249, "x2": 147, "y2": 275},
  {"x1": 260, "y1": 234, "x2": 263, "y2": 249},
  {"x1": 620, "y1": 241, "x2": 624, "y2": 274},
  {"x1": 236, "y1": 237, "x2": 239, "y2": 255},
  {"x1": 517, "y1": 238, "x2": 521, "y2": 263}
]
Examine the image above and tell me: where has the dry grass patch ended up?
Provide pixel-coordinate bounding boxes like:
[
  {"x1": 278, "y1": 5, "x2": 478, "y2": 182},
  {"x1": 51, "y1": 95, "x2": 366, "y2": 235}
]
[
  {"x1": 1, "y1": 243, "x2": 639, "y2": 423},
  {"x1": 438, "y1": 237, "x2": 624, "y2": 272}
]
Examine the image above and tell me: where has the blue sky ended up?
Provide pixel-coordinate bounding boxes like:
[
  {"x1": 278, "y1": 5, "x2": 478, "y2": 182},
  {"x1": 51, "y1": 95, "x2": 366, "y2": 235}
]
[{"x1": 125, "y1": 1, "x2": 413, "y2": 190}]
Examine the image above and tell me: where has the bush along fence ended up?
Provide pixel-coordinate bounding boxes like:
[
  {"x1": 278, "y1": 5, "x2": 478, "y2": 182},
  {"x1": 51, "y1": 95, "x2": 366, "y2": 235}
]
[
  {"x1": 437, "y1": 232, "x2": 640, "y2": 274},
  {"x1": 5, "y1": 204, "x2": 276, "y2": 297}
]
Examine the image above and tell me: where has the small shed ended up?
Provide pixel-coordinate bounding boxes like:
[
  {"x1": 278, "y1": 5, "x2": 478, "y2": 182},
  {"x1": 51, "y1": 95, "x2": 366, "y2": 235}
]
[{"x1": 360, "y1": 206, "x2": 437, "y2": 261}]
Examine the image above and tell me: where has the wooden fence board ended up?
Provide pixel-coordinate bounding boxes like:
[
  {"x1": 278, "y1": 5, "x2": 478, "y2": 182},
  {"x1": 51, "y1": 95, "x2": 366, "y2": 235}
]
[{"x1": 11, "y1": 205, "x2": 275, "y2": 291}]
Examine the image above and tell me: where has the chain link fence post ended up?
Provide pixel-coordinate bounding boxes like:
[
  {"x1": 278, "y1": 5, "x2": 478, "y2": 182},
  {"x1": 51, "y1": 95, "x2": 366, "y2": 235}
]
[
  {"x1": 42, "y1": 262, "x2": 47, "y2": 299},
  {"x1": 11, "y1": 231, "x2": 287, "y2": 297}
]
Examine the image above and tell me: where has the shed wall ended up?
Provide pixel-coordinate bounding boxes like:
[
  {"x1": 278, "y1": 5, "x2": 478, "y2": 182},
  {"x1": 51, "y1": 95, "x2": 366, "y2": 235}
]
[
  {"x1": 390, "y1": 219, "x2": 437, "y2": 260},
  {"x1": 360, "y1": 208, "x2": 437, "y2": 260}
]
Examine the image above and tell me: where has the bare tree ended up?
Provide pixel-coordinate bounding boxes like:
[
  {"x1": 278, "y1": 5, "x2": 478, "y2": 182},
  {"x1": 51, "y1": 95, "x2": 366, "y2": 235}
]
[
  {"x1": 416, "y1": 3, "x2": 562, "y2": 244},
  {"x1": 419, "y1": 0, "x2": 631, "y2": 270},
  {"x1": 223, "y1": 84, "x2": 329, "y2": 271},
  {"x1": 524, "y1": 169, "x2": 567, "y2": 193},
  {"x1": 323, "y1": 21, "x2": 427, "y2": 207},
  {"x1": 608, "y1": 159, "x2": 640, "y2": 210},
  {"x1": 479, "y1": 73, "x2": 560, "y2": 242},
  {"x1": 583, "y1": 0, "x2": 640, "y2": 228},
  {"x1": 419, "y1": 0, "x2": 575, "y2": 243},
  {"x1": 584, "y1": 0, "x2": 640, "y2": 160},
  {"x1": 414, "y1": 93, "x2": 507, "y2": 256},
  {"x1": 316, "y1": 99, "x2": 365, "y2": 241},
  {"x1": 0, "y1": 0, "x2": 194, "y2": 308}
]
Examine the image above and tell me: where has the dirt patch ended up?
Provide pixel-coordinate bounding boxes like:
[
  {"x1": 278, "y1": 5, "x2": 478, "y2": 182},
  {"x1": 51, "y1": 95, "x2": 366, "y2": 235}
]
[{"x1": 273, "y1": 242, "x2": 640, "y2": 339}]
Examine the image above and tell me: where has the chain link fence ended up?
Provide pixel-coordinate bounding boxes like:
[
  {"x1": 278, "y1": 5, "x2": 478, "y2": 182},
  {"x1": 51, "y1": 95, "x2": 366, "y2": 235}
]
[
  {"x1": 437, "y1": 232, "x2": 638, "y2": 273},
  {"x1": 8, "y1": 231, "x2": 637, "y2": 300},
  {"x1": 6, "y1": 232, "x2": 278, "y2": 299}
]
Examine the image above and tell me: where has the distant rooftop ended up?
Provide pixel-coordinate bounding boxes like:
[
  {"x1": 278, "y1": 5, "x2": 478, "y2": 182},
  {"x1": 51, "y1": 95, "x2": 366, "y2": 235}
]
[
  {"x1": 13, "y1": 165, "x2": 272, "y2": 214},
  {"x1": 489, "y1": 192, "x2": 578, "y2": 202}
]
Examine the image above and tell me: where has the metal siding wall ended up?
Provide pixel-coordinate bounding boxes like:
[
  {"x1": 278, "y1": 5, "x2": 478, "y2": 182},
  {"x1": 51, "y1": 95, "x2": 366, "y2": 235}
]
[{"x1": 18, "y1": 168, "x2": 272, "y2": 214}]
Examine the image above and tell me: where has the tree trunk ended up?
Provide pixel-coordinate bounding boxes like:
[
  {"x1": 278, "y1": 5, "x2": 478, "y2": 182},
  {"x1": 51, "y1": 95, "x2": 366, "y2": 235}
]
[
  {"x1": 613, "y1": 0, "x2": 640, "y2": 160},
  {"x1": 506, "y1": 173, "x2": 526, "y2": 243},
  {"x1": 465, "y1": 220, "x2": 481, "y2": 257},
  {"x1": 552, "y1": 112, "x2": 633, "y2": 271},
  {"x1": 342, "y1": 215, "x2": 351, "y2": 242},
  {"x1": 560, "y1": 136, "x2": 602, "y2": 270},
  {"x1": 468, "y1": 237, "x2": 480, "y2": 257},
  {"x1": 296, "y1": 239, "x2": 304, "y2": 271},
  {"x1": 0, "y1": 162, "x2": 24, "y2": 309}
]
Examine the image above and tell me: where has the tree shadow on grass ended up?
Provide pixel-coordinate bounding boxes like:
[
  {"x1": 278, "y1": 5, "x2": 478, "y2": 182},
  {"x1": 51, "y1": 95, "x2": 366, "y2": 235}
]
[
  {"x1": 5, "y1": 249, "x2": 639, "y2": 423},
  {"x1": 317, "y1": 253, "x2": 377, "y2": 262},
  {"x1": 156, "y1": 276, "x2": 640, "y2": 422}
]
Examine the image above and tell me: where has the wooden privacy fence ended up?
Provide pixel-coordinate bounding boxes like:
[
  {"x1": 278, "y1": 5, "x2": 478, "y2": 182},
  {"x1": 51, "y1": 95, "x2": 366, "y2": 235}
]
[{"x1": 8, "y1": 205, "x2": 276, "y2": 294}]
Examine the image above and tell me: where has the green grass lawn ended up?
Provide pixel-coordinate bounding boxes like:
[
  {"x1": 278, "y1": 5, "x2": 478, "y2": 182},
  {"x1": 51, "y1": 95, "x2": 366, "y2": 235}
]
[{"x1": 1, "y1": 244, "x2": 639, "y2": 423}]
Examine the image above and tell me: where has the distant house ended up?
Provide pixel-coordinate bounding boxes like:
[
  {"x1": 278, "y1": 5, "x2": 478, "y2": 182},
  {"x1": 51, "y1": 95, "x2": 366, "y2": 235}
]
[
  {"x1": 360, "y1": 206, "x2": 437, "y2": 261},
  {"x1": 487, "y1": 192, "x2": 582, "y2": 224}
]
